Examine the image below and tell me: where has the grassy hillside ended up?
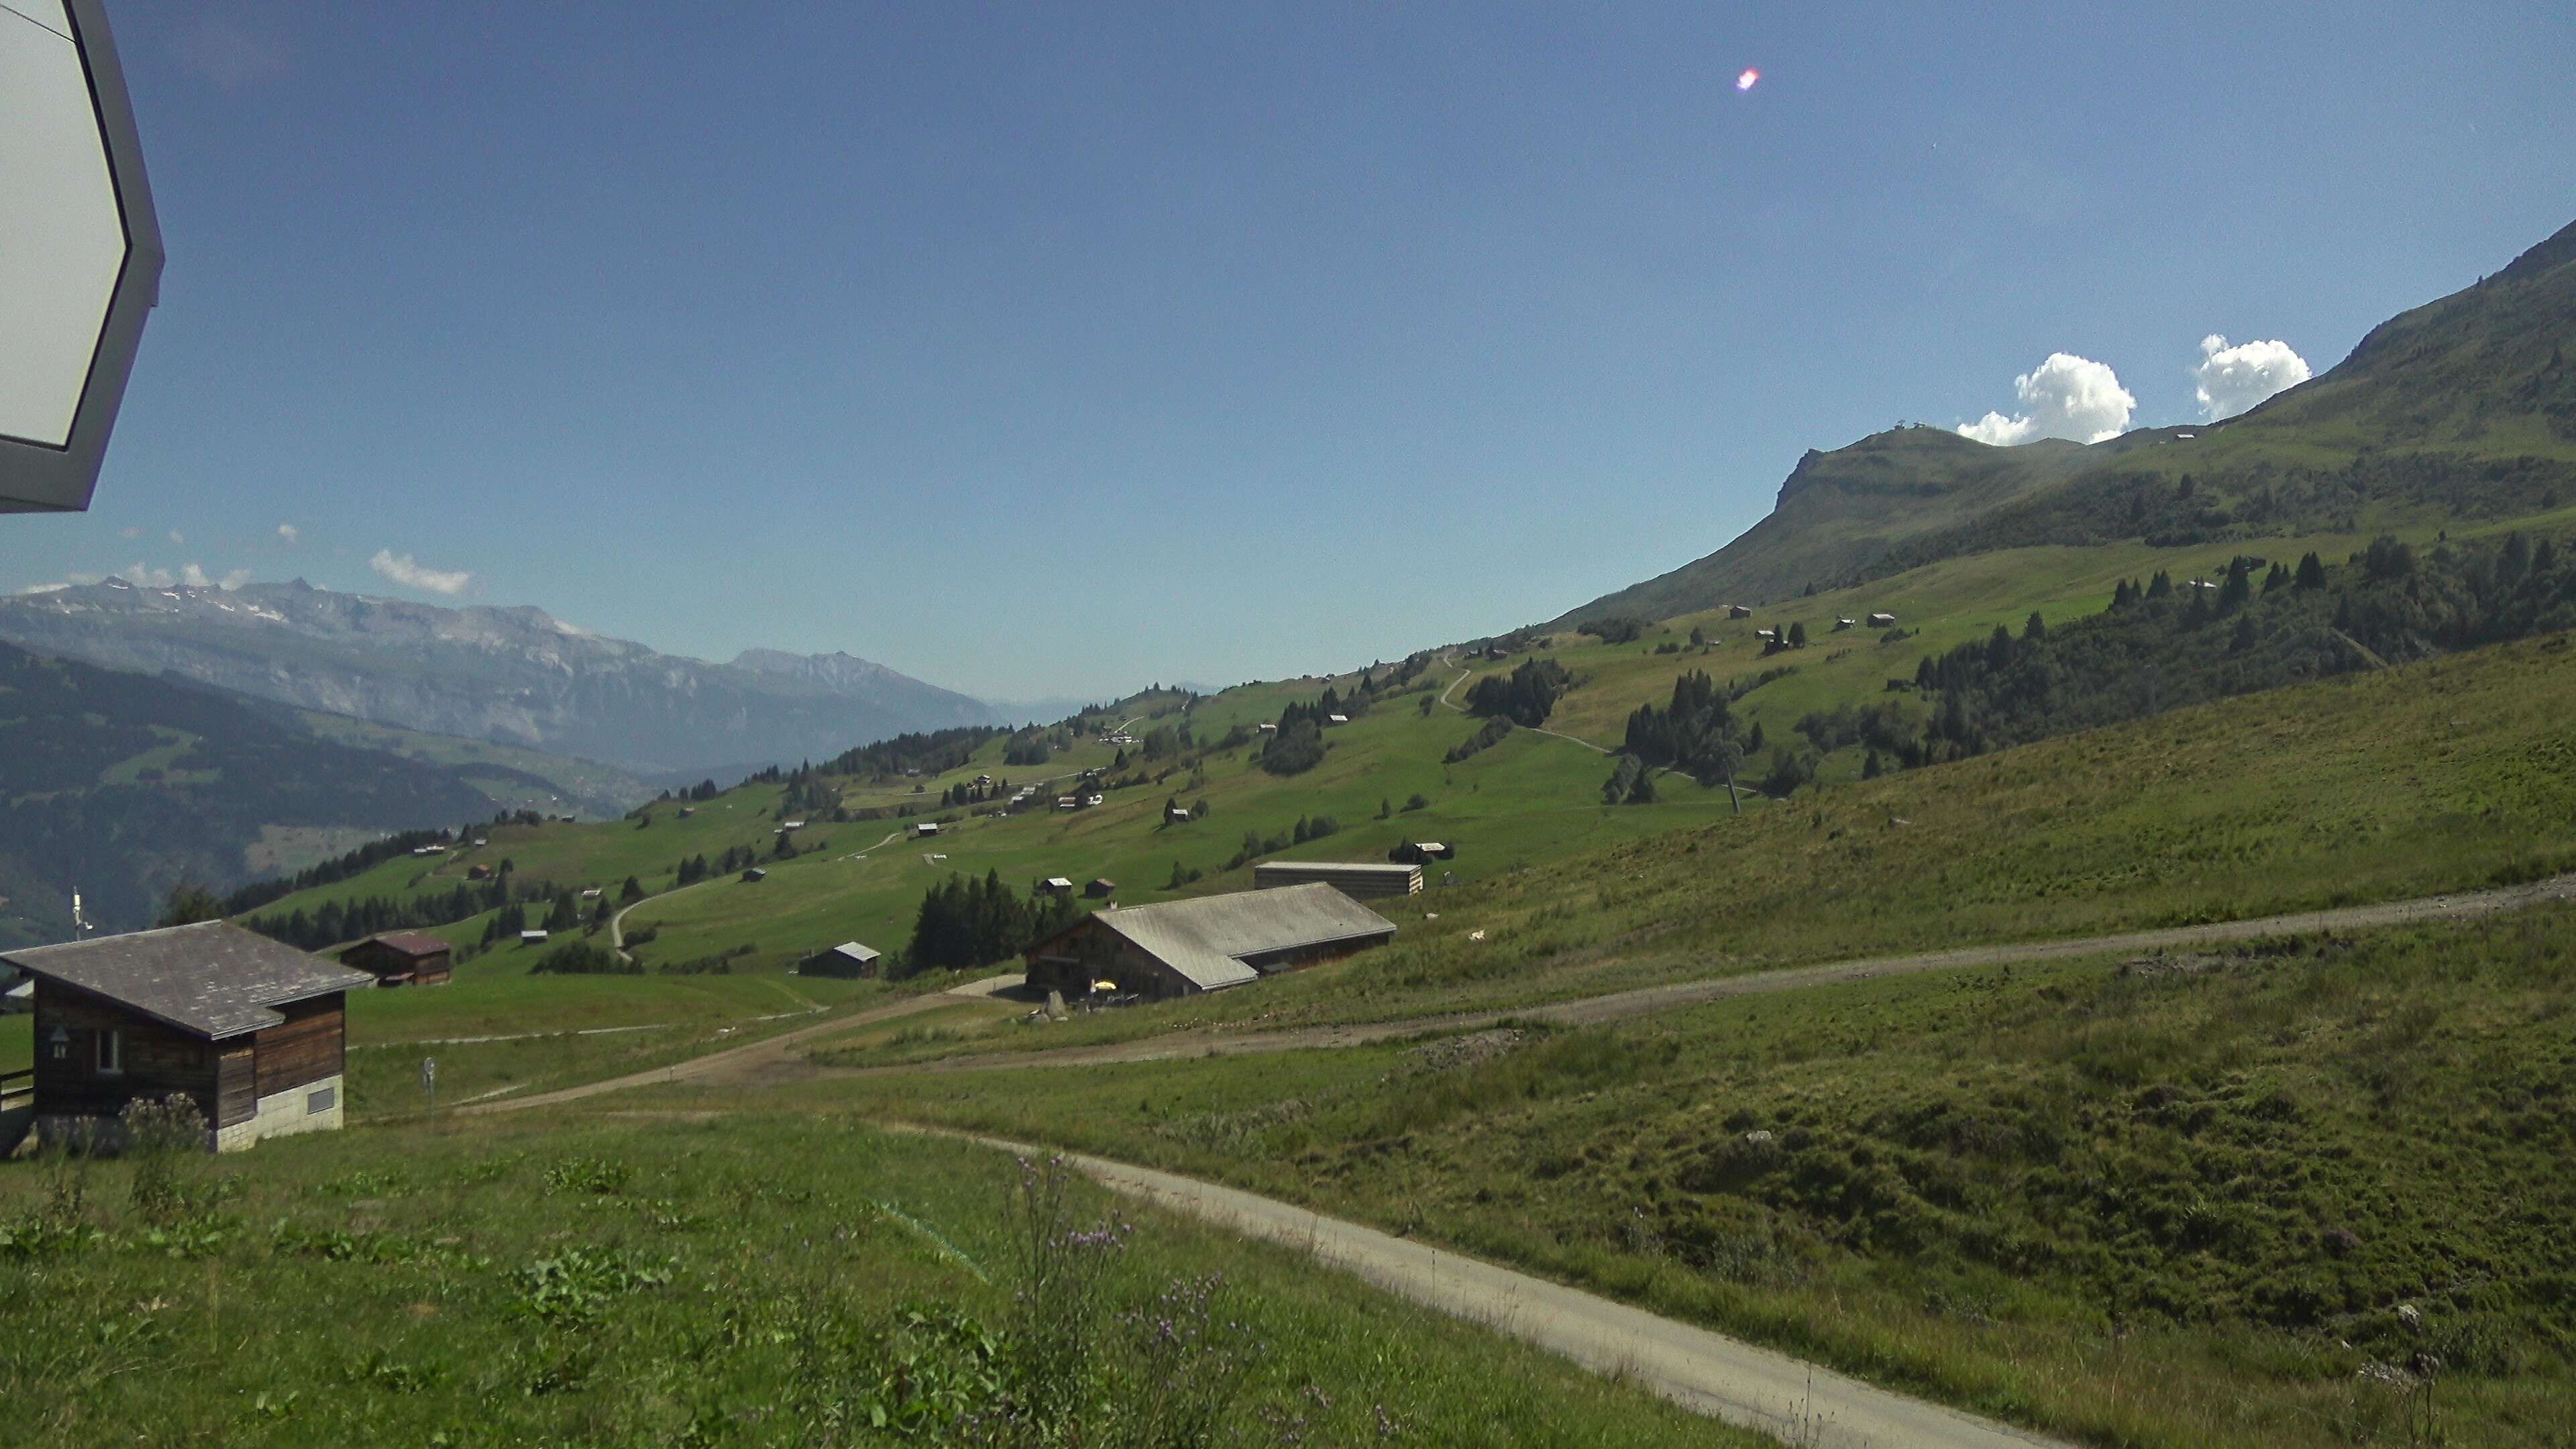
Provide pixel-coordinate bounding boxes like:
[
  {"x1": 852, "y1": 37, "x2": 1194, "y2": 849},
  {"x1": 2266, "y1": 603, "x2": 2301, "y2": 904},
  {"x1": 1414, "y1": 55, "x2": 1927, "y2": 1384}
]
[
  {"x1": 295, "y1": 710, "x2": 654, "y2": 817},
  {"x1": 814, "y1": 906, "x2": 2576, "y2": 1449},
  {"x1": 0, "y1": 1113, "x2": 1753, "y2": 1447},
  {"x1": 0, "y1": 643, "x2": 496, "y2": 945}
]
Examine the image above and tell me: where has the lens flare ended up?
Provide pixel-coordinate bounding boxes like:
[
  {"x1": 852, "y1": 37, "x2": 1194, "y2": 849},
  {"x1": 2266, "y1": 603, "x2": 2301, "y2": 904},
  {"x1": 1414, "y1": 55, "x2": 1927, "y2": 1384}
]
[{"x1": 1736, "y1": 68, "x2": 1760, "y2": 91}]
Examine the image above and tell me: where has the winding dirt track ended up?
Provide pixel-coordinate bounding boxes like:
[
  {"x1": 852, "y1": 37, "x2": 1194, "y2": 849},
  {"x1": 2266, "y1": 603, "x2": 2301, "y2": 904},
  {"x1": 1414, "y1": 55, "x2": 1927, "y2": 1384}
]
[
  {"x1": 917, "y1": 1128, "x2": 2074, "y2": 1449},
  {"x1": 464, "y1": 878, "x2": 2576, "y2": 1445},
  {"x1": 489, "y1": 871, "x2": 2576, "y2": 1106}
]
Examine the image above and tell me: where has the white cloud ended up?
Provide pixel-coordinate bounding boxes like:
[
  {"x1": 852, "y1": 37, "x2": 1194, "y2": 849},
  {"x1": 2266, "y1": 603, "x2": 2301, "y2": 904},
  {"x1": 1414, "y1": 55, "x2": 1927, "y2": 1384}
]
[
  {"x1": 276, "y1": 523, "x2": 300, "y2": 544},
  {"x1": 118, "y1": 526, "x2": 140, "y2": 539},
  {"x1": 168, "y1": 529, "x2": 184, "y2": 545},
  {"x1": 221, "y1": 568, "x2": 254, "y2": 590},
  {"x1": 119, "y1": 563, "x2": 176, "y2": 588},
  {"x1": 369, "y1": 548, "x2": 473, "y2": 596},
  {"x1": 15, "y1": 582, "x2": 72, "y2": 595},
  {"x1": 2192, "y1": 334, "x2": 2312, "y2": 421},
  {"x1": 179, "y1": 564, "x2": 211, "y2": 588},
  {"x1": 1958, "y1": 353, "x2": 2136, "y2": 445}
]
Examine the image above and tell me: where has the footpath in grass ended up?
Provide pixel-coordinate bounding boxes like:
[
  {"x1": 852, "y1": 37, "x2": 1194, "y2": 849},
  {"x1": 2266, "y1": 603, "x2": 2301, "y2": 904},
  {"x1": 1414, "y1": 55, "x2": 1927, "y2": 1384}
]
[
  {"x1": 796, "y1": 904, "x2": 2576, "y2": 1449},
  {"x1": 0, "y1": 1112, "x2": 1762, "y2": 1448}
]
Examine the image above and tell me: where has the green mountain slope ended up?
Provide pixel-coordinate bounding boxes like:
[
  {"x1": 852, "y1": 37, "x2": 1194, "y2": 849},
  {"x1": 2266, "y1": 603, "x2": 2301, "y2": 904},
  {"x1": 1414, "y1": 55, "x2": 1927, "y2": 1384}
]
[
  {"x1": 1560, "y1": 215, "x2": 2576, "y2": 626},
  {"x1": 0, "y1": 642, "x2": 501, "y2": 945}
]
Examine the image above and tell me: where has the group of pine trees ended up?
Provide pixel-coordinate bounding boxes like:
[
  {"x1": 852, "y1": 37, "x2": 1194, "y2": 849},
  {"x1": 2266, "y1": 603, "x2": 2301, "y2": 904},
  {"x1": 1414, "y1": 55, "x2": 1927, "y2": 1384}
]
[
  {"x1": 1462, "y1": 659, "x2": 1574, "y2": 728},
  {"x1": 1905, "y1": 532, "x2": 2571, "y2": 765},
  {"x1": 903, "y1": 871, "x2": 1082, "y2": 975}
]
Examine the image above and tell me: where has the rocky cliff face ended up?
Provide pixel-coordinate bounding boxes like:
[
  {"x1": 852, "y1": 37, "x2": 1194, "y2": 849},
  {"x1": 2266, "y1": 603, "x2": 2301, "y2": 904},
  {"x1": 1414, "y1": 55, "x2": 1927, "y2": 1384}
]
[{"x1": 0, "y1": 580, "x2": 998, "y2": 773}]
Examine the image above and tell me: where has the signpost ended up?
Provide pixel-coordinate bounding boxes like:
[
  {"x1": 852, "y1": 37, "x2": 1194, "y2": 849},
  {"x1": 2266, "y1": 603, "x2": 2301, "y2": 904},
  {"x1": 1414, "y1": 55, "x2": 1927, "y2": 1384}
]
[{"x1": 1, "y1": 0, "x2": 164, "y2": 513}]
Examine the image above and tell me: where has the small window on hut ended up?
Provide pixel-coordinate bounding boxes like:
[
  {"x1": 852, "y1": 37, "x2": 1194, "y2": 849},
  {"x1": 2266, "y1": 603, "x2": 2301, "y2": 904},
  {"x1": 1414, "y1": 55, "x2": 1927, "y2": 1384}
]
[
  {"x1": 95, "y1": 1030, "x2": 123, "y2": 1075},
  {"x1": 306, "y1": 1086, "x2": 335, "y2": 1115}
]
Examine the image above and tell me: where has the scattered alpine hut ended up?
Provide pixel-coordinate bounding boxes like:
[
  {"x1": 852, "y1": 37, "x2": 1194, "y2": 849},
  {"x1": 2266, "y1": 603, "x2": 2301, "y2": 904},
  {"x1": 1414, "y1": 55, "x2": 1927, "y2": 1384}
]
[
  {"x1": 1024, "y1": 883, "x2": 1397, "y2": 1001},
  {"x1": 1165, "y1": 804, "x2": 1193, "y2": 824},
  {"x1": 1833, "y1": 617, "x2": 1856, "y2": 633},
  {"x1": 519, "y1": 928, "x2": 549, "y2": 945},
  {"x1": 1084, "y1": 878, "x2": 1117, "y2": 900},
  {"x1": 1867, "y1": 612, "x2": 1897, "y2": 627},
  {"x1": 1252, "y1": 860, "x2": 1424, "y2": 900},
  {"x1": 1388, "y1": 841, "x2": 1455, "y2": 865},
  {"x1": 798, "y1": 941, "x2": 881, "y2": 979},
  {"x1": 741, "y1": 867, "x2": 767, "y2": 883},
  {"x1": 913, "y1": 821, "x2": 943, "y2": 838},
  {"x1": 337, "y1": 931, "x2": 453, "y2": 987},
  {"x1": 1727, "y1": 604, "x2": 1754, "y2": 620},
  {"x1": 1037, "y1": 877, "x2": 1075, "y2": 898},
  {"x1": 3, "y1": 922, "x2": 372, "y2": 1152}
]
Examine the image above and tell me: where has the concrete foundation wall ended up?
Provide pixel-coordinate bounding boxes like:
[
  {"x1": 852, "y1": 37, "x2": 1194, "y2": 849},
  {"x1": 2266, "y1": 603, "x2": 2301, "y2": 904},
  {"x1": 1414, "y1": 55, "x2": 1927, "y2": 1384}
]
[{"x1": 215, "y1": 1073, "x2": 344, "y2": 1152}]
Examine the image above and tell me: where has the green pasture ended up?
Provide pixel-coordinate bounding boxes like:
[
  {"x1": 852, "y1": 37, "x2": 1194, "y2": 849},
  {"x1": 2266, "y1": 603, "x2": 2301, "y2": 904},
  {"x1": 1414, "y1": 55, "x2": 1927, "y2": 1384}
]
[
  {"x1": 789, "y1": 904, "x2": 2576, "y2": 1449},
  {"x1": 819, "y1": 627, "x2": 2576, "y2": 1067},
  {"x1": 0, "y1": 1112, "x2": 1754, "y2": 1448}
]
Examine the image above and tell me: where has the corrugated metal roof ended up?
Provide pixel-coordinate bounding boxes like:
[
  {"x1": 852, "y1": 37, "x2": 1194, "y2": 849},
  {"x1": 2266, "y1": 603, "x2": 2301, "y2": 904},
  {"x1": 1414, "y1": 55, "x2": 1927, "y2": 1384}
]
[
  {"x1": 1073, "y1": 883, "x2": 1397, "y2": 991},
  {"x1": 1252, "y1": 861, "x2": 1422, "y2": 878},
  {"x1": 3, "y1": 922, "x2": 374, "y2": 1040},
  {"x1": 824, "y1": 941, "x2": 880, "y2": 963}
]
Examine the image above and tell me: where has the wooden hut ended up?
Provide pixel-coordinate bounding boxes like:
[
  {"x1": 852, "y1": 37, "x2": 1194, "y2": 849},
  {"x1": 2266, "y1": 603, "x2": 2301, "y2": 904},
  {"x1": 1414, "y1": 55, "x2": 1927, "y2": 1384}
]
[
  {"x1": 3, "y1": 922, "x2": 372, "y2": 1152},
  {"x1": 337, "y1": 931, "x2": 453, "y2": 987}
]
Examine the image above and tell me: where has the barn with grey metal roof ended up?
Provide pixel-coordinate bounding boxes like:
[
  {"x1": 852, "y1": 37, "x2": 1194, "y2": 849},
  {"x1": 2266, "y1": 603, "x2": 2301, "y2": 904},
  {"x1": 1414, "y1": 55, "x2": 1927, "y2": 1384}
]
[{"x1": 1024, "y1": 883, "x2": 1398, "y2": 1000}]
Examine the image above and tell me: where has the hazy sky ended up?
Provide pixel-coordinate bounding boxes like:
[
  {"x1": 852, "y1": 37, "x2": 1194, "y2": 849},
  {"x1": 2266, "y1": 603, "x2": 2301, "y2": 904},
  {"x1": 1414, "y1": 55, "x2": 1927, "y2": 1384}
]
[{"x1": 6, "y1": 1, "x2": 2572, "y2": 700}]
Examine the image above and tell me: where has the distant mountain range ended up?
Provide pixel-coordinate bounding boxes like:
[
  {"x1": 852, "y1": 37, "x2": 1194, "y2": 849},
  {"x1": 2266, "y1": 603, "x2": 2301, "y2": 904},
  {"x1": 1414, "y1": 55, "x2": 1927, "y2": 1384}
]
[
  {"x1": 1557, "y1": 216, "x2": 2576, "y2": 625},
  {"x1": 0, "y1": 580, "x2": 1001, "y2": 775}
]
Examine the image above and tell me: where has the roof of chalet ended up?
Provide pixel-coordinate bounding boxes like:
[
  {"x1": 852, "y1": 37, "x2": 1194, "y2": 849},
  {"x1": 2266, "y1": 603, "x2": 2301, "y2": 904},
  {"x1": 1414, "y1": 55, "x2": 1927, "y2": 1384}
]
[
  {"x1": 814, "y1": 941, "x2": 880, "y2": 963},
  {"x1": 3, "y1": 922, "x2": 374, "y2": 1040},
  {"x1": 1034, "y1": 883, "x2": 1397, "y2": 993},
  {"x1": 358, "y1": 932, "x2": 452, "y2": 959}
]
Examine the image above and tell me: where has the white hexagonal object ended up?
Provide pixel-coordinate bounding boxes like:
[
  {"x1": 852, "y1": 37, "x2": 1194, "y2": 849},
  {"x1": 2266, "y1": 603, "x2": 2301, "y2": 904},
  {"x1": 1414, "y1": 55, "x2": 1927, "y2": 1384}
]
[{"x1": 1, "y1": 0, "x2": 162, "y2": 513}]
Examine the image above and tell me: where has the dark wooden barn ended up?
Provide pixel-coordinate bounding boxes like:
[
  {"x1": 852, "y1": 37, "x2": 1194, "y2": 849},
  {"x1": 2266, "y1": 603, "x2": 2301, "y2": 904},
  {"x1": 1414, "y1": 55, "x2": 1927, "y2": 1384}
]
[
  {"x1": 338, "y1": 931, "x2": 453, "y2": 987},
  {"x1": 3, "y1": 922, "x2": 374, "y2": 1152}
]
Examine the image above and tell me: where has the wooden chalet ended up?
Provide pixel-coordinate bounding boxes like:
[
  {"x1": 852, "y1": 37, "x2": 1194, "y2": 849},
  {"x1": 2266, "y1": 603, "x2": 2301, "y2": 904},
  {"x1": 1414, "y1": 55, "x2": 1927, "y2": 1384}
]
[
  {"x1": 1389, "y1": 841, "x2": 1455, "y2": 865},
  {"x1": 1867, "y1": 611, "x2": 1897, "y2": 627},
  {"x1": 1084, "y1": 878, "x2": 1116, "y2": 900},
  {"x1": 337, "y1": 931, "x2": 453, "y2": 987},
  {"x1": 1037, "y1": 877, "x2": 1075, "y2": 898},
  {"x1": 3, "y1": 922, "x2": 372, "y2": 1152},
  {"x1": 1024, "y1": 883, "x2": 1397, "y2": 1002}
]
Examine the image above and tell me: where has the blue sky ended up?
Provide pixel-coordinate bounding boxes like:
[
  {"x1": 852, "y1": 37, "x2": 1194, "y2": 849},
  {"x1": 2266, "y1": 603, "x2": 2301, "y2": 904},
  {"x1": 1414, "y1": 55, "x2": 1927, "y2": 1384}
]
[{"x1": 7, "y1": 1, "x2": 2573, "y2": 701}]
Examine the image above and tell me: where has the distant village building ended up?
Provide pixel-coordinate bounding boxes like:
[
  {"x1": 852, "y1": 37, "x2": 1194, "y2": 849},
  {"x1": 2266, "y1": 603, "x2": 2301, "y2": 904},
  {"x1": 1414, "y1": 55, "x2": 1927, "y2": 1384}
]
[
  {"x1": 411, "y1": 845, "x2": 446, "y2": 856},
  {"x1": 1388, "y1": 841, "x2": 1455, "y2": 865},
  {"x1": 519, "y1": 928, "x2": 549, "y2": 945},
  {"x1": 914, "y1": 822, "x2": 943, "y2": 837},
  {"x1": 1867, "y1": 612, "x2": 1897, "y2": 627},
  {"x1": 1085, "y1": 878, "x2": 1116, "y2": 900},
  {"x1": 337, "y1": 932, "x2": 453, "y2": 988},
  {"x1": 467, "y1": 864, "x2": 493, "y2": 881},
  {"x1": 1024, "y1": 883, "x2": 1398, "y2": 1001},
  {"x1": 1754, "y1": 627, "x2": 1778, "y2": 641},
  {"x1": 1038, "y1": 877, "x2": 1075, "y2": 897},
  {"x1": 1727, "y1": 604, "x2": 1754, "y2": 620},
  {"x1": 1166, "y1": 804, "x2": 1192, "y2": 823},
  {"x1": 1084, "y1": 794, "x2": 1106, "y2": 808},
  {"x1": 740, "y1": 867, "x2": 767, "y2": 883},
  {"x1": 798, "y1": 941, "x2": 880, "y2": 979},
  {"x1": 1252, "y1": 860, "x2": 1424, "y2": 900},
  {"x1": 1057, "y1": 797, "x2": 1081, "y2": 811},
  {"x1": 1256, "y1": 722, "x2": 1277, "y2": 733},
  {"x1": 1324, "y1": 714, "x2": 1350, "y2": 727},
  {"x1": 4, "y1": 922, "x2": 371, "y2": 1152},
  {"x1": 580, "y1": 888, "x2": 602, "y2": 900},
  {"x1": 1833, "y1": 617, "x2": 1856, "y2": 632}
]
